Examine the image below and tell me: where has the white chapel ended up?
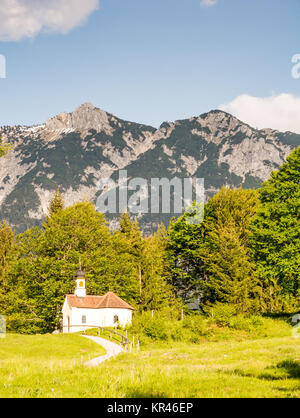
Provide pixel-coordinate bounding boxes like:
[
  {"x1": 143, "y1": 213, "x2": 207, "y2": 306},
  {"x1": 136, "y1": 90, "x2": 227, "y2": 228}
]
[{"x1": 62, "y1": 269, "x2": 134, "y2": 333}]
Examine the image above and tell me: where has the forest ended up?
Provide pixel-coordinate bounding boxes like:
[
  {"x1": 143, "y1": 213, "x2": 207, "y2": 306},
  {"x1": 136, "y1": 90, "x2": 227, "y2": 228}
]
[{"x1": 0, "y1": 146, "x2": 299, "y2": 334}]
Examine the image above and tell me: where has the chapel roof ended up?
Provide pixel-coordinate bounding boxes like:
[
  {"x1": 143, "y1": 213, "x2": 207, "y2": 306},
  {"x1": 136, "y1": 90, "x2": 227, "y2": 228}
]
[{"x1": 66, "y1": 291, "x2": 135, "y2": 310}]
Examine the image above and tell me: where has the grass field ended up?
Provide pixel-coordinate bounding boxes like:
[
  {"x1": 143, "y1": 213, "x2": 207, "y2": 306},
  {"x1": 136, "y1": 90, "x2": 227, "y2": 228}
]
[
  {"x1": 0, "y1": 333, "x2": 106, "y2": 397},
  {"x1": 0, "y1": 318, "x2": 299, "y2": 398}
]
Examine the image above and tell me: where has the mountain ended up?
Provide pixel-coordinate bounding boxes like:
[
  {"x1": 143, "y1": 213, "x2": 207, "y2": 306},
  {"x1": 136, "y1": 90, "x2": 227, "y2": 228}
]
[{"x1": 0, "y1": 103, "x2": 299, "y2": 233}]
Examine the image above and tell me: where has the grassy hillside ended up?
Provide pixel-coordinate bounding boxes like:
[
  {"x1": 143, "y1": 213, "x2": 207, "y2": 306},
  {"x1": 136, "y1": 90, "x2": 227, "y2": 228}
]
[
  {"x1": 0, "y1": 333, "x2": 105, "y2": 397},
  {"x1": 0, "y1": 318, "x2": 299, "y2": 398}
]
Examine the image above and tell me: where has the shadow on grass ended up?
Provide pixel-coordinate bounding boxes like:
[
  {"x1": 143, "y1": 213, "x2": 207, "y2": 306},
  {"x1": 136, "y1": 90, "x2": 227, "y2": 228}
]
[
  {"x1": 124, "y1": 361, "x2": 300, "y2": 398},
  {"x1": 125, "y1": 390, "x2": 168, "y2": 398},
  {"x1": 229, "y1": 359, "x2": 300, "y2": 381},
  {"x1": 262, "y1": 312, "x2": 299, "y2": 325},
  {"x1": 276, "y1": 360, "x2": 300, "y2": 379}
]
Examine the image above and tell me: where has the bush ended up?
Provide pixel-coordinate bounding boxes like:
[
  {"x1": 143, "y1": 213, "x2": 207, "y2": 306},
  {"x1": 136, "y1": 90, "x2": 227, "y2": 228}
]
[
  {"x1": 204, "y1": 303, "x2": 265, "y2": 331},
  {"x1": 206, "y1": 303, "x2": 238, "y2": 327},
  {"x1": 169, "y1": 322, "x2": 184, "y2": 342},
  {"x1": 230, "y1": 315, "x2": 255, "y2": 331},
  {"x1": 127, "y1": 308, "x2": 270, "y2": 346},
  {"x1": 143, "y1": 318, "x2": 169, "y2": 341},
  {"x1": 5, "y1": 314, "x2": 43, "y2": 335},
  {"x1": 182, "y1": 315, "x2": 208, "y2": 337},
  {"x1": 129, "y1": 310, "x2": 210, "y2": 344}
]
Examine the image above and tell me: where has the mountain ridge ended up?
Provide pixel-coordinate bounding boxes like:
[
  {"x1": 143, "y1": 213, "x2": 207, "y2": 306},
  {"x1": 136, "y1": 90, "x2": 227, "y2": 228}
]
[{"x1": 0, "y1": 103, "x2": 298, "y2": 233}]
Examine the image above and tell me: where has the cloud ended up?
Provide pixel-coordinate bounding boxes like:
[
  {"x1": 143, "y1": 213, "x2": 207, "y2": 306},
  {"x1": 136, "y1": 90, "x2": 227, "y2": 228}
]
[
  {"x1": 200, "y1": 0, "x2": 218, "y2": 7},
  {"x1": 219, "y1": 93, "x2": 300, "y2": 134},
  {"x1": 0, "y1": 0, "x2": 99, "y2": 41}
]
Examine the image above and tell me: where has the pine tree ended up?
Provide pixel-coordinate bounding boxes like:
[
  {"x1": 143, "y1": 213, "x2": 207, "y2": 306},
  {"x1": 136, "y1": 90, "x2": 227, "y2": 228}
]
[
  {"x1": 142, "y1": 225, "x2": 176, "y2": 311},
  {"x1": 48, "y1": 189, "x2": 64, "y2": 216},
  {"x1": 117, "y1": 212, "x2": 145, "y2": 301},
  {"x1": 200, "y1": 223, "x2": 257, "y2": 312}
]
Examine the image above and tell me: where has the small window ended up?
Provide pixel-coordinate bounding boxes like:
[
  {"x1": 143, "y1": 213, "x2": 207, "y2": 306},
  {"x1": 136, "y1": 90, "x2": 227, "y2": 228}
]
[
  {"x1": 114, "y1": 315, "x2": 119, "y2": 324},
  {"x1": 82, "y1": 315, "x2": 86, "y2": 324}
]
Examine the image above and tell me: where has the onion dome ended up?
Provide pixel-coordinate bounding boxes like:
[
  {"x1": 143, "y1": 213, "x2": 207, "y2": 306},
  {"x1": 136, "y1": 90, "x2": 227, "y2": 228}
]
[{"x1": 74, "y1": 269, "x2": 86, "y2": 279}]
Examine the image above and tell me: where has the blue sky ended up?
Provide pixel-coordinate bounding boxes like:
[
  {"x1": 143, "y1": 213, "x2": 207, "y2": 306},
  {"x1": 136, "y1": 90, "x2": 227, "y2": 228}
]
[{"x1": 0, "y1": 0, "x2": 300, "y2": 131}]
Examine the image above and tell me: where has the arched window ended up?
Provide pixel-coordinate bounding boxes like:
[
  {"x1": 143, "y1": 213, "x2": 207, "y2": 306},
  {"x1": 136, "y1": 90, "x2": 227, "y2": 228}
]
[
  {"x1": 82, "y1": 315, "x2": 86, "y2": 324},
  {"x1": 114, "y1": 315, "x2": 119, "y2": 324}
]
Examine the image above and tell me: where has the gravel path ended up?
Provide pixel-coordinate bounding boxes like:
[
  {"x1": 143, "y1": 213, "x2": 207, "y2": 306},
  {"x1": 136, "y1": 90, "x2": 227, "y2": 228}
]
[{"x1": 83, "y1": 335, "x2": 124, "y2": 367}]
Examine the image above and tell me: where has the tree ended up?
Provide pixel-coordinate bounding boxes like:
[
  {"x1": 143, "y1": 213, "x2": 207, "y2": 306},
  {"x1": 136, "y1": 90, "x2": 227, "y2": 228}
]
[
  {"x1": 115, "y1": 214, "x2": 178, "y2": 312},
  {"x1": 0, "y1": 220, "x2": 14, "y2": 286},
  {"x1": 0, "y1": 220, "x2": 14, "y2": 308},
  {"x1": 251, "y1": 147, "x2": 300, "y2": 311},
  {"x1": 0, "y1": 222, "x2": 40, "y2": 333},
  {"x1": 116, "y1": 212, "x2": 145, "y2": 302},
  {"x1": 166, "y1": 207, "x2": 205, "y2": 307},
  {"x1": 167, "y1": 188, "x2": 260, "y2": 312},
  {"x1": 6, "y1": 202, "x2": 140, "y2": 332},
  {"x1": 48, "y1": 189, "x2": 64, "y2": 216},
  {"x1": 0, "y1": 136, "x2": 13, "y2": 157},
  {"x1": 199, "y1": 223, "x2": 257, "y2": 311},
  {"x1": 142, "y1": 225, "x2": 177, "y2": 311}
]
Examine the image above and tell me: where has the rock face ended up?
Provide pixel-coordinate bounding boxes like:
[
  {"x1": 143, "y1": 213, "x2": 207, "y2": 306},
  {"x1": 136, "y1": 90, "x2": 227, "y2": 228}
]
[
  {"x1": 0, "y1": 104, "x2": 298, "y2": 233},
  {"x1": 44, "y1": 103, "x2": 114, "y2": 138}
]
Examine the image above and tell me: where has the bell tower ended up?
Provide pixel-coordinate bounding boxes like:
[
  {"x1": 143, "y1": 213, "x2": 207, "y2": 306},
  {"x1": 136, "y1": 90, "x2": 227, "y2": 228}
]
[{"x1": 74, "y1": 268, "x2": 86, "y2": 298}]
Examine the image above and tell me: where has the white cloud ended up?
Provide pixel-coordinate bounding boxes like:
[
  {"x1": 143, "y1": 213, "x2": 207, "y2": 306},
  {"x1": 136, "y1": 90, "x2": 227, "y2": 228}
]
[
  {"x1": 0, "y1": 0, "x2": 99, "y2": 41},
  {"x1": 200, "y1": 0, "x2": 218, "y2": 7},
  {"x1": 219, "y1": 93, "x2": 300, "y2": 134}
]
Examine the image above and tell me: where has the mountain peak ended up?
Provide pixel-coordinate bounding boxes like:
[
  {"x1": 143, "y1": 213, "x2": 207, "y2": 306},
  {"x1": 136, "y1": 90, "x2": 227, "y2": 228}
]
[
  {"x1": 194, "y1": 109, "x2": 255, "y2": 136},
  {"x1": 77, "y1": 102, "x2": 97, "y2": 110},
  {"x1": 45, "y1": 102, "x2": 112, "y2": 134}
]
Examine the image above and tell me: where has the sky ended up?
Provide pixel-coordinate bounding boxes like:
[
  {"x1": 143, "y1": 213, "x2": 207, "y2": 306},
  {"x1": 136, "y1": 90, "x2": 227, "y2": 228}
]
[{"x1": 0, "y1": 0, "x2": 300, "y2": 132}]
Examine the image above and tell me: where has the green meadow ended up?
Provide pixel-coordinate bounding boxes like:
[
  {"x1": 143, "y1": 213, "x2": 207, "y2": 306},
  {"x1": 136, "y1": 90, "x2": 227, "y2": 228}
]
[{"x1": 0, "y1": 318, "x2": 299, "y2": 398}]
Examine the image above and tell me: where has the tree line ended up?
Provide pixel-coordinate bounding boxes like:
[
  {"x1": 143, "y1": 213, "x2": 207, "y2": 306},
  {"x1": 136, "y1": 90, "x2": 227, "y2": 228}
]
[{"x1": 0, "y1": 147, "x2": 299, "y2": 333}]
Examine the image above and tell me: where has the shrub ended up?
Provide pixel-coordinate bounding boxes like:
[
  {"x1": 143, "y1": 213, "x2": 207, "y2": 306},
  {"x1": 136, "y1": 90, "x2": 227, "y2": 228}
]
[
  {"x1": 182, "y1": 315, "x2": 208, "y2": 336},
  {"x1": 127, "y1": 308, "x2": 270, "y2": 346},
  {"x1": 206, "y1": 303, "x2": 238, "y2": 327},
  {"x1": 143, "y1": 318, "x2": 169, "y2": 341}
]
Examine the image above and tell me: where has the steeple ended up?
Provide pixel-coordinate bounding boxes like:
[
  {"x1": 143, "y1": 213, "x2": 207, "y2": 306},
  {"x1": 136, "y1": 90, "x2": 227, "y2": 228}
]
[{"x1": 74, "y1": 267, "x2": 86, "y2": 298}]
